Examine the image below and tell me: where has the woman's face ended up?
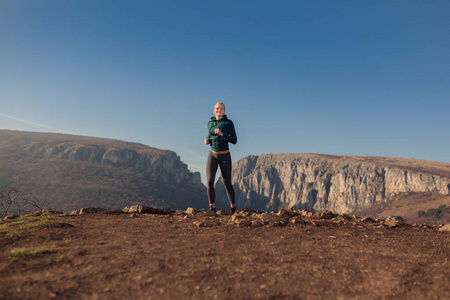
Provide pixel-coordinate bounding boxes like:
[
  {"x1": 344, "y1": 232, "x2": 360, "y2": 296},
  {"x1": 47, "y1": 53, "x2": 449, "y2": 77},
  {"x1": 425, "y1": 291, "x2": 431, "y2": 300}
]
[{"x1": 214, "y1": 104, "x2": 225, "y2": 119}]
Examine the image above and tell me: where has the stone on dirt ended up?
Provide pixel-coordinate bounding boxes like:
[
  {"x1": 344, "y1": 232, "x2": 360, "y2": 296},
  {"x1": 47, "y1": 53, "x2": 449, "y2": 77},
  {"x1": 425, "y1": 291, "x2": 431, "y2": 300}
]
[
  {"x1": 438, "y1": 224, "x2": 450, "y2": 232},
  {"x1": 231, "y1": 215, "x2": 244, "y2": 223},
  {"x1": 236, "y1": 219, "x2": 252, "y2": 228},
  {"x1": 336, "y1": 213, "x2": 352, "y2": 222},
  {"x1": 193, "y1": 221, "x2": 207, "y2": 227},
  {"x1": 360, "y1": 217, "x2": 376, "y2": 223},
  {"x1": 185, "y1": 207, "x2": 196, "y2": 215},
  {"x1": 251, "y1": 220, "x2": 264, "y2": 227},
  {"x1": 277, "y1": 209, "x2": 294, "y2": 218},
  {"x1": 124, "y1": 205, "x2": 174, "y2": 214},
  {"x1": 315, "y1": 210, "x2": 335, "y2": 220},
  {"x1": 385, "y1": 215, "x2": 405, "y2": 222},
  {"x1": 290, "y1": 216, "x2": 306, "y2": 224},
  {"x1": 205, "y1": 210, "x2": 216, "y2": 216},
  {"x1": 216, "y1": 210, "x2": 230, "y2": 216}
]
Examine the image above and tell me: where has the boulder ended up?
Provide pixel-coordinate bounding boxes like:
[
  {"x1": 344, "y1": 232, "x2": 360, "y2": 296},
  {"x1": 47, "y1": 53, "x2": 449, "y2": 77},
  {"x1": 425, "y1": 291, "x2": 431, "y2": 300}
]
[{"x1": 438, "y1": 224, "x2": 450, "y2": 232}]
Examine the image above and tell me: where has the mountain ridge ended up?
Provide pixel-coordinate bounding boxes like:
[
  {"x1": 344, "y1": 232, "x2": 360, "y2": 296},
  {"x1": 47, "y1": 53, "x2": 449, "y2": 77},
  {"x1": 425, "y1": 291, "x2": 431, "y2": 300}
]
[
  {"x1": 2, "y1": 130, "x2": 449, "y2": 224},
  {"x1": 216, "y1": 153, "x2": 450, "y2": 224},
  {"x1": 0, "y1": 130, "x2": 207, "y2": 211}
]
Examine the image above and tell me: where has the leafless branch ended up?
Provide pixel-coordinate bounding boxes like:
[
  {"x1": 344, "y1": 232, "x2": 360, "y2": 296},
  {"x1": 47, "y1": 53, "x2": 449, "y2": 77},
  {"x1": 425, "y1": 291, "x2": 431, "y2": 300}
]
[{"x1": 0, "y1": 187, "x2": 45, "y2": 218}]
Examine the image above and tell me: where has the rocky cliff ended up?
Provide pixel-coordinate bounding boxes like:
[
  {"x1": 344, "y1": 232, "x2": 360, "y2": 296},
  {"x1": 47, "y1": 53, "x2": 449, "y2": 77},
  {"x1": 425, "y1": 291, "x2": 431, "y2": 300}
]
[
  {"x1": 216, "y1": 154, "x2": 450, "y2": 214},
  {"x1": 0, "y1": 130, "x2": 206, "y2": 211},
  {"x1": 32, "y1": 140, "x2": 202, "y2": 188}
]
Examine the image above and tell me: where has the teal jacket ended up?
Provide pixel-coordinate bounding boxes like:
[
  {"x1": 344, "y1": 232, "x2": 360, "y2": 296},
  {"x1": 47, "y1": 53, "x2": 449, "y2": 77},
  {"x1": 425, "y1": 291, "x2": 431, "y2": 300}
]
[{"x1": 206, "y1": 115, "x2": 237, "y2": 152}]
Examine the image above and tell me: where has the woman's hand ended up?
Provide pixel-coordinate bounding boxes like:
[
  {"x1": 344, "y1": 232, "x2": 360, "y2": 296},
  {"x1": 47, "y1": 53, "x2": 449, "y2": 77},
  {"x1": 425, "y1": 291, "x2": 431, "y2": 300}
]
[
  {"x1": 204, "y1": 139, "x2": 210, "y2": 145},
  {"x1": 214, "y1": 128, "x2": 223, "y2": 136}
]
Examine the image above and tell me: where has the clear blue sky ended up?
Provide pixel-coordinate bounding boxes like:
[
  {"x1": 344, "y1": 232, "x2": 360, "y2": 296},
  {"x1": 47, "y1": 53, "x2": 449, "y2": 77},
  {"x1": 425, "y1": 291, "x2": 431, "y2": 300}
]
[{"x1": 1, "y1": 0, "x2": 449, "y2": 183}]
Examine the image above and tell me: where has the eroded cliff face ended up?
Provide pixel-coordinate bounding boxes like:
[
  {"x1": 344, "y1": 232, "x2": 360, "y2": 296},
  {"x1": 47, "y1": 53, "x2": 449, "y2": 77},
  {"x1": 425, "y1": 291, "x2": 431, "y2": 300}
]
[
  {"x1": 33, "y1": 142, "x2": 203, "y2": 188},
  {"x1": 216, "y1": 154, "x2": 450, "y2": 213}
]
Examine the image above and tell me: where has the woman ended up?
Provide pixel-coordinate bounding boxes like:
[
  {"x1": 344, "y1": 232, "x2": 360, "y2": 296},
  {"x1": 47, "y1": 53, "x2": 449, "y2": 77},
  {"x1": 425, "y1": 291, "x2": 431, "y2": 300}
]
[{"x1": 204, "y1": 102, "x2": 237, "y2": 213}]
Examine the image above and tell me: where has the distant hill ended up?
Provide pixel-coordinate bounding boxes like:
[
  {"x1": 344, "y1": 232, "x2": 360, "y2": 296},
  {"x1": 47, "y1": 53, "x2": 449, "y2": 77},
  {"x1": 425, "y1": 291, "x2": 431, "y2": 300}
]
[
  {"x1": 0, "y1": 130, "x2": 207, "y2": 212},
  {"x1": 216, "y1": 154, "x2": 450, "y2": 224}
]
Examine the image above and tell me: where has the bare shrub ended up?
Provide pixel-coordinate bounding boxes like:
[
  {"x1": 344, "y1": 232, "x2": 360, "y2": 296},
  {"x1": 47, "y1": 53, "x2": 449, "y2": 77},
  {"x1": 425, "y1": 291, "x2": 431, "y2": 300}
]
[{"x1": 0, "y1": 187, "x2": 44, "y2": 218}]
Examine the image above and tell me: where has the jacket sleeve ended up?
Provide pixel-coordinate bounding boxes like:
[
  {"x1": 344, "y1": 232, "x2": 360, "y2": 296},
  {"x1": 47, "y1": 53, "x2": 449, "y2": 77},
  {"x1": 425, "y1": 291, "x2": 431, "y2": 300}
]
[
  {"x1": 222, "y1": 120, "x2": 237, "y2": 144},
  {"x1": 206, "y1": 121, "x2": 212, "y2": 140}
]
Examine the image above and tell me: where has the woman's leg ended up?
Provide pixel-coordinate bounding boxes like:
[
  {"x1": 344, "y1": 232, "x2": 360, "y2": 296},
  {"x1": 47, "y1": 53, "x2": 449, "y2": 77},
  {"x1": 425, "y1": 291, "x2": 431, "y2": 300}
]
[
  {"x1": 206, "y1": 152, "x2": 219, "y2": 207},
  {"x1": 218, "y1": 153, "x2": 235, "y2": 206}
]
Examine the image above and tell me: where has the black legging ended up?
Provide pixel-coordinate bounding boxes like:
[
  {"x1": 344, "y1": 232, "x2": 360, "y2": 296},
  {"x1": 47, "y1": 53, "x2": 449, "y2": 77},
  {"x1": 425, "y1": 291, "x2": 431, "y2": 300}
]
[{"x1": 206, "y1": 151, "x2": 235, "y2": 206}]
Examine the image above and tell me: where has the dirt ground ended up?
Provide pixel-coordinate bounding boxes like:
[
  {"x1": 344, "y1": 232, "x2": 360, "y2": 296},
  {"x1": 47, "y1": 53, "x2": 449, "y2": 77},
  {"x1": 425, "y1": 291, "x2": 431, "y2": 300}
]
[{"x1": 1, "y1": 209, "x2": 449, "y2": 300}]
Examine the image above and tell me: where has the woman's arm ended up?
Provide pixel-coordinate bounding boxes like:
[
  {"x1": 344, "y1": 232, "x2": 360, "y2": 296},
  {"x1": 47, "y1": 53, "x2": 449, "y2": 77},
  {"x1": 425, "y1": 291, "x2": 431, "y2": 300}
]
[
  {"x1": 221, "y1": 120, "x2": 237, "y2": 144},
  {"x1": 205, "y1": 121, "x2": 212, "y2": 145}
]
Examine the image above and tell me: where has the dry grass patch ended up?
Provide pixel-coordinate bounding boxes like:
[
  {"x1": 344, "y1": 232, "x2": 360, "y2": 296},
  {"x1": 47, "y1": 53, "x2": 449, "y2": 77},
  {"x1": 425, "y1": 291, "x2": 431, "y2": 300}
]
[
  {"x1": 8, "y1": 247, "x2": 52, "y2": 261},
  {"x1": 0, "y1": 214, "x2": 61, "y2": 234}
]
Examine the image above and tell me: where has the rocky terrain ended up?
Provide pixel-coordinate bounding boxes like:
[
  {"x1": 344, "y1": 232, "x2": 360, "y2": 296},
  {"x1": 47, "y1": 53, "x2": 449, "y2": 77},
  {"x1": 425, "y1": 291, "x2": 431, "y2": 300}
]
[
  {"x1": 1, "y1": 207, "x2": 449, "y2": 299},
  {"x1": 216, "y1": 154, "x2": 450, "y2": 224},
  {"x1": 0, "y1": 130, "x2": 206, "y2": 211}
]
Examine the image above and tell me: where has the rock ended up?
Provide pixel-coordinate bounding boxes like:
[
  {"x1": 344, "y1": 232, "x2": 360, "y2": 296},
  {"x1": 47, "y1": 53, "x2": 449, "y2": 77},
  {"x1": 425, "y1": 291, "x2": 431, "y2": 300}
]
[
  {"x1": 385, "y1": 215, "x2": 405, "y2": 222},
  {"x1": 336, "y1": 213, "x2": 351, "y2": 222},
  {"x1": 231, "y1": 215, "x2": 244, "y2": 223},
  {"x1": 303, "y1": 211, "x2": 314, "y2": 218},
  {"x1": 193, "y1": 221, "x2": 207, "y2": 227},
  {"x1": 205, "y1": 210, "x2": 216, "y2": 216},
  {"x1": 383, "y1": 216, "x2": 408, "y2": 228},
  {"x1": 251, "y1": 220, "x2": 264, "y2": 227},
  {"x1": 277, "y1": 209, "x2": 293, "y2": 218},
  {"x1": 360, "y1": 217, "x2": 376, "y2": 223},
  {"x1": 123, "y1": 205, "x2": 137, "y2": 213},
  {"x1": 236, "y1": 219, "x2": 252, "y2": 228},
  {"x1": 259, "y1": 213, "x2": 282, "y2": 227},
  {"x1": 238, "y1": 207, "x2": 257, "y2": 216},
  {"x1": 124, "y1": 205, "x2": 145, "y2": 213},
  {"x1": 185, "y1": 207, "x2": 196, "y2": 215},
  {"x1": 290, "y1": 216, "x2": 306, "y2": 224},
  {"x1": 216, "y1": 210, "x2": 229, "y2": 216},
  {"x1": 438, "y1": 224, "x2": 450, "y2": 232},
  {"x1": 315, "y1": 210, "x2": 335, "y2": 220},
  {"x1": 124, "y1": 205, "x2": 173, "y2": 214}
]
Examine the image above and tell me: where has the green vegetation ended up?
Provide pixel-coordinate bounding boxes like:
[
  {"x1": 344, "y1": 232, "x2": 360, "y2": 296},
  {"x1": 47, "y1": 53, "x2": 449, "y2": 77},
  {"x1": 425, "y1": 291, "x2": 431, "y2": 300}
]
[
  {"x1": 0, "y1": 214, "x2": 59, "y2": 234},
  {"x1": 417, "y1": 205, "x2": 447, "y2": 218},
  {"x1": 8, "y1": 247, "x2": 52, "y2": 260},
  {"x1": 278, "y1": 217, "x2": 289, "y2": 225}
]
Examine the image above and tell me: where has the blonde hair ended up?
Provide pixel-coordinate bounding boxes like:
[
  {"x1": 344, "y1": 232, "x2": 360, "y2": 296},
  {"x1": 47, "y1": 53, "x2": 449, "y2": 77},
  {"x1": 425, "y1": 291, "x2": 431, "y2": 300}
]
[{"x1": 214, "y1": 102, "x2": 225, "y2": 110}]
